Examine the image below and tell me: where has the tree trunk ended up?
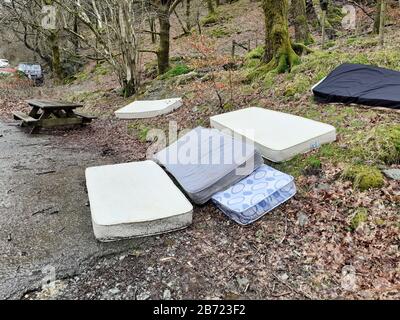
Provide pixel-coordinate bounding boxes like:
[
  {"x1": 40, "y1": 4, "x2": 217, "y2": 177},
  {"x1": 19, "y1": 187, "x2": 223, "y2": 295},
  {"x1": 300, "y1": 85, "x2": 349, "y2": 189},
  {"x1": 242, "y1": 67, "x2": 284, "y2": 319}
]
[
  {"x1": 48, "y1": 31, "x2": 63, "y2": 80},
  {"x1": 186, "y1": 0, "x2": 191, "y2": 31},
  {"x1": 262, "y1": 0, "x2": 300, "y2": 73},
  {"x1": 374, "y1": 0, "x2": 383, "y2": 34},
  {"x1": 149, "y1": 16, "x2": 157, "y2": 44},
  {"x1": 291, "y1": 0, "x2": 313, "y2": 45},
  {"x1": 119, "y1": 0, "x2": 138, "y2": 97},
  {"x1": 73, "y1": 15, "x2": 79, "y2": 55},
  {"x1": 207, "y1": 0, "x2": 216, "y2": 15},
  {"x1": 379, "y1": 0, "x2": 386, "y2": 46},
  {"x1": 122, "y1": 78, "x2": 136, "y2": 98},
  {"x1": 158, "y1": 9, "x2": 171, "y2": 75}
]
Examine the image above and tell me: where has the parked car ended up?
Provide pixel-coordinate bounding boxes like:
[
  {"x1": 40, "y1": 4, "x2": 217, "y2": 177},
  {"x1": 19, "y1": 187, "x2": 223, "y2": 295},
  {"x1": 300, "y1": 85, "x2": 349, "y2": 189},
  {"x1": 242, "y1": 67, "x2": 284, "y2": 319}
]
[
  {"x1": 0, "y1": 59, "x2": 10, "y2": 68},
  {"x1": 17, "y1": 62, "x2": 44, "y2": 86}
]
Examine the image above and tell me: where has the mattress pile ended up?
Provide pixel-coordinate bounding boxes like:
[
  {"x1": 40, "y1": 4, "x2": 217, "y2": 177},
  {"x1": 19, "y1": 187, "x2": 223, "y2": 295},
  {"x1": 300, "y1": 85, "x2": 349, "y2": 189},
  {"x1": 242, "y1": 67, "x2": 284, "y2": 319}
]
[
  {"x1": 115, "y1": 98, "x2": 183, "y2": 119},
  {"x1": 86, "y1": 161, "x2": 193, "y2": 242},
  {"x1": 313, "y1": 63, "x2": 400, "y2": 109},
  {"x1": 211, "y1": 107, "x2": 336, "y2": 163},
  {"x1": 154, "y1": 127, "x2": 264, "y2": 205},
  {"x1": 212, "y1": 165, "x2": 296, "y2": 225}
]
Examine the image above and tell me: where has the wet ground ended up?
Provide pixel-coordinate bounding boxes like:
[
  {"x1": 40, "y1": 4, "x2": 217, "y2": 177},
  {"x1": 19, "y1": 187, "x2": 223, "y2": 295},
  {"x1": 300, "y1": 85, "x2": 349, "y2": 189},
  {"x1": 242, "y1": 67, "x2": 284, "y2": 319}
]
[{"x1": 0, "y1": 121, "x2": 143, "y2": 299}]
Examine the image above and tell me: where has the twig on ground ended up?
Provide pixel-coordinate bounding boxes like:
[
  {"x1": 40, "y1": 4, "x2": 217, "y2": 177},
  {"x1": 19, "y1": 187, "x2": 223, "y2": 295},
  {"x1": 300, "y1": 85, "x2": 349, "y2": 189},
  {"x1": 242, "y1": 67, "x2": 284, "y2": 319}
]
[
  {"x1": 36, "y1": 170, "x2": 56, "y2": 176},
  {"x1": 279, "y1": 215, "x2": 288, "y2": 244}
]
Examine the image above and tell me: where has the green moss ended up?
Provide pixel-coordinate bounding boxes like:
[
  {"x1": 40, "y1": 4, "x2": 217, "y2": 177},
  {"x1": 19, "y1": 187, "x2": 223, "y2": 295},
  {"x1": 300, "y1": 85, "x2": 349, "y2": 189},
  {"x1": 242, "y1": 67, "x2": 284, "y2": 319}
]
[
  {"x1": 93, "y1": 63, "x2": 109, "y2": 76},
  {"x1": 284, "y1": 76, "x2": 310, "y2": 97},
  {"x1": 245, "y1": 63, "x2": 271, "y2": 82},
  {"x1": 376, "y1": 125, "x2": 400, "y2": 164},
  {"x1": 350, "y1": 208, "x2": 369, "y2": 231},
  {"x1": 223, "y1": 102, "x2": 235, "y2": 112},
  {"x1": 245, "y1": 47, "x2": 265, "y2": 60},
  {"x1": 209, "y1": 26, "x2": 230, "y2": 38},
  {"x1": 347, "y1": 37, "x2": 378, "y2": 48},
  {"x1": 347, "y1": 125, "x2": 400, "y2": 165},
  {"x1": 159, "y1": 63, "x2": 192, "y2": 80},
  {"x1": 325, "y1": 40, "x2": 336, "y2": 49},
  {"x1": 342, "y1": 165, "x2": 385, "y2": 191},
  {"x1": 201, "y1": 13, "x2": 219, "y2": 26}
]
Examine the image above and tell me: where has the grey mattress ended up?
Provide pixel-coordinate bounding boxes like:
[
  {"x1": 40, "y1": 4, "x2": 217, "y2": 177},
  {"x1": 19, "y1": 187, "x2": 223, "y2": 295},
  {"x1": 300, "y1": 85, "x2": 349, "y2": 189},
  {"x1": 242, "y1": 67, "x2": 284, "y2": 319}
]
[{"x1": 154, "y1": 127, "x2": 263, "y2": 204}]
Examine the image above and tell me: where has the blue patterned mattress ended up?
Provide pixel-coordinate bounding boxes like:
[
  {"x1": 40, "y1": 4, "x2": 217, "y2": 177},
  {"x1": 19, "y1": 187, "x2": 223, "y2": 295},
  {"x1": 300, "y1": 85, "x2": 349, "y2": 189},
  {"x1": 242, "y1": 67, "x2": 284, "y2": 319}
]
[{"x1": 212, "y1": 165, "x2": 297, "y2": 225}]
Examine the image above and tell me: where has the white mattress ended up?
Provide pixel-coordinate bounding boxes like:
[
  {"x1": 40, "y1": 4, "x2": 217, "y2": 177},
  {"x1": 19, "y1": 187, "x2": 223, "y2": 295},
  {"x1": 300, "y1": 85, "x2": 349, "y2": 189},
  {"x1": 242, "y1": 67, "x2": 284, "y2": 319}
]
[
  {"x1": 86, "y1": 161, "x2": 193, "y2": 242},
  {"x1": 210, "y1": 107, "x2": 337, "y2": 163},
  {"x1": 115, "y1": 98, "x2": 182, "y2": 119}
]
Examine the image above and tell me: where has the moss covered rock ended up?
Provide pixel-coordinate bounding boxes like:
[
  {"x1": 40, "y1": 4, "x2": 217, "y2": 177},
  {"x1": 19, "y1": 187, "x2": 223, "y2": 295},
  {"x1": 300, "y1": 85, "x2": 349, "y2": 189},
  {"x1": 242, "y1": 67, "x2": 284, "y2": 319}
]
[
  {"x1": 159, "y1": 63, "x2": 192, "y2": 80},
  {"x1": 350, "y1": 208, "x2": 368, "y2": 231},
  {"x1": 201, "y1": 13, "x2": 219, "y2": 26},
  {"x1": 343, "y1": 165, "x2": 385, "y2": 191}
]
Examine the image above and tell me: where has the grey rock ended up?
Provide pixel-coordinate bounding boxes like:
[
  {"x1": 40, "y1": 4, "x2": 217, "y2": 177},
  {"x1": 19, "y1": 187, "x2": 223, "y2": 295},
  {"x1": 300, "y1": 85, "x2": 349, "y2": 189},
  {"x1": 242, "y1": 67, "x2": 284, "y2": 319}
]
[
  {"x1": 236, "y1": 277, "x2": 249, "y2": 289},
  {"x1": 316, "y1": 183, "x2": 330, "y2": 191},
  {"x1": 383, "y1": 169, "x2": 400, "y2": 181},
  {"x1": 297, "y1": 212, "x2": 309, "y2": 227},
  {"x1": 174, "y1": 72, "x2": 199, "y2": 85},
  {"x1": 200, "y1": 73, "x2": 213, "y2": 82},
  {"x1": 109, "y1": 288, "x2": 120, "y2": 295},
  {"x1": 163, "y1": 289, "x2": 172, "y2": 300},
  {"x1": 137, "y1": 291, "x2": 151, "y2": 300},
  {"x1": 280, "y1": 273, "x2": 289, "y2": 281}
]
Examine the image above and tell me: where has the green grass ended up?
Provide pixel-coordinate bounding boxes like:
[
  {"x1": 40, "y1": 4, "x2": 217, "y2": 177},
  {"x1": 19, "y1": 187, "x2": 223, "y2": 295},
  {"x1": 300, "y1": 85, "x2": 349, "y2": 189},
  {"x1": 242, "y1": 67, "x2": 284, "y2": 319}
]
[
  {"x1": 127, "y1": 123, "x2": 151, "y2": 143},
  {"x1": 159, "y1": 63, "x2": 192, "y2": 80}
]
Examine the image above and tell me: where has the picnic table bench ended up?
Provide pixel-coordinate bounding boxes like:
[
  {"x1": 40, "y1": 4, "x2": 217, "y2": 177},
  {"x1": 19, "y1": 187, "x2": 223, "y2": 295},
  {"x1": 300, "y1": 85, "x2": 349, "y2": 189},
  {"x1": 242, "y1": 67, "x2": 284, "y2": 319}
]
[{"x1": 13, "y1": 99, "x2": 96, "y2": 134}]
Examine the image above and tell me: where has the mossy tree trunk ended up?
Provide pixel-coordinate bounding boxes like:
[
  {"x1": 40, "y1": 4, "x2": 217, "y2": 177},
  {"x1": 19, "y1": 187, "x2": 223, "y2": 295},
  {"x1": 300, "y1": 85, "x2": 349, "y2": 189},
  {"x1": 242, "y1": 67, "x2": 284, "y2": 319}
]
[
  {"x1": 262, "y1": 0, "x2": 300, "y2": 73},
  {"x1": 154, "y1": 0, "x2": 184, "y2": 75},
  {"x1": 291, "y1": 0, "x2": 313, "y2": 45},
  {"x1": 43, "y1": 0, "x2": 63, "y2": 80},
  {"x1": 207, "y1": 0, "x2": 216, "y2": 15},
  {"x1": 119, "y1": 1, "x2": 139, "y2": 97},
  {"x1": 157, "y1": 7, "x2": 171, "y2": 75},
  {"x1": 186, "y1": 0, "x2": 192, "y2": 30},
  {"x1": 379, "y1": 0, "x2": 386, "y2": 46},
  {"x1": 374, "y1": 0, "x2": 385, "y2": 35},
  {"x1": 48, "y1": 31, "x2": 63, "y2": 81}
]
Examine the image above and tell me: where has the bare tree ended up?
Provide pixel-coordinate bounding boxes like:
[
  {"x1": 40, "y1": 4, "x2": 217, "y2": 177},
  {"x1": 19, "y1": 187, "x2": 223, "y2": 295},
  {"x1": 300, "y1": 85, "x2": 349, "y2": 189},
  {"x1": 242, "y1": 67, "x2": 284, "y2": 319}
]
[
  {"x1": 0, "y1": 0, "x2": 65, "y2": 80},
  {"x1": 59, "y1": 0, "x2": 143, "y2": 97}
]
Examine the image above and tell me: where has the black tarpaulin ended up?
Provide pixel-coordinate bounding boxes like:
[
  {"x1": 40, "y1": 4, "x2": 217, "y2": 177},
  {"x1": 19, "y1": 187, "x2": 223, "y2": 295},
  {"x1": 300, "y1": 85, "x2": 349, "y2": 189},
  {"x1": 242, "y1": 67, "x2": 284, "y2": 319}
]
[{"x1": 313, "y1": 63, "x2": 400, "y2": 109}]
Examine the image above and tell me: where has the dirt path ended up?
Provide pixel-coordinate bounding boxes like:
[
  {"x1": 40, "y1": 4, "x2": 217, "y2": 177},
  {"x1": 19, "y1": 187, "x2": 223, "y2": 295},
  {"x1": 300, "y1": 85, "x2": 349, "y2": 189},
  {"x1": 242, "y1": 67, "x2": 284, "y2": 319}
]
[{"x1": 0, "y1": 121, "x2": 144, "y2": 299}]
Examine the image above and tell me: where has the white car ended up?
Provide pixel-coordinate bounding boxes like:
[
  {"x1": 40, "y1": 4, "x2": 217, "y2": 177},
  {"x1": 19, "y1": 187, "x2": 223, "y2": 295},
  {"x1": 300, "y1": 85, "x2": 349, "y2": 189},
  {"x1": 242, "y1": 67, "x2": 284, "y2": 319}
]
[{"x1": 0, "y1": 59, "x2": 10, "y2": 68}]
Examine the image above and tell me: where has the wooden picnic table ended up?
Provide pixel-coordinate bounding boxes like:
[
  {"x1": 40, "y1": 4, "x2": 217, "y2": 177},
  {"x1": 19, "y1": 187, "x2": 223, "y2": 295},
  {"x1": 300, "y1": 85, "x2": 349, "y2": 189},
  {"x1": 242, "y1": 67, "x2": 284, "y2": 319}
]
[{"x1": 13, "y1": 99, "x2": 96, "y2": 134}]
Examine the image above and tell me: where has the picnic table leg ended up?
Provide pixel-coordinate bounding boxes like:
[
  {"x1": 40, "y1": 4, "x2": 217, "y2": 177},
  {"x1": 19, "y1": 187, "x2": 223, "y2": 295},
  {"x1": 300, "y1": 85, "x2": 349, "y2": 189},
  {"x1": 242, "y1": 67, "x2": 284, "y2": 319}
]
[
  {"x1": 29, "y1": 106, "x2": 40, "y2": 119},
  {"x1": 64, "y1": 108, "x2": 85, "y2": 127},
  {"x1": 30, "y1": 110, "x2": 52, "y2": 134},
  {"x1": 64, "y1": 108, "x2": 78, "y2": 118}
]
